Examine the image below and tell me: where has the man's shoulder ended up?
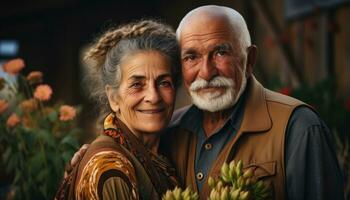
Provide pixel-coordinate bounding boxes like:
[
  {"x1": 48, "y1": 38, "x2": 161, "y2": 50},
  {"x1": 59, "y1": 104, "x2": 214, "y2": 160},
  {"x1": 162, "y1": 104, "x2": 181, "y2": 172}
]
[
  {"x1": 169, "y1": 105, "x2": 194, "y2": 128},
  {"x1": 264, "y1": 87, "x2": 305, "y2": 107}
]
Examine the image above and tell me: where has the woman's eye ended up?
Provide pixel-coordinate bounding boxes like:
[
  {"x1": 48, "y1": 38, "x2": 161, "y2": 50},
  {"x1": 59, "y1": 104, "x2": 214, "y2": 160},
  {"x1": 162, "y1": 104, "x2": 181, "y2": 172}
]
[{"x1": 130, "y1": 82, "x2": 143, "y2": 88}]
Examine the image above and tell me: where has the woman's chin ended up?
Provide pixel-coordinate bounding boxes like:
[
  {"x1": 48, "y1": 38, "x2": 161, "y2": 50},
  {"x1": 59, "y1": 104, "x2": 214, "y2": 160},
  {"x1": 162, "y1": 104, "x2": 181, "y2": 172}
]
[{"x1": 137, "y1": 123, "x2": 168, "y2": 134}]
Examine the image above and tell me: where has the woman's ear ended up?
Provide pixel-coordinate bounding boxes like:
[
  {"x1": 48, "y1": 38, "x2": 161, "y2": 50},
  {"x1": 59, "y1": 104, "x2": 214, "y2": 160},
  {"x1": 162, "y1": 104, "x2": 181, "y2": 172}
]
[
  {"x1": 246, "y1": 45, "x2": 258, "y2": 77},
  {"x1": 105, "y1": 85, "x2": 119, "y2": 113}
]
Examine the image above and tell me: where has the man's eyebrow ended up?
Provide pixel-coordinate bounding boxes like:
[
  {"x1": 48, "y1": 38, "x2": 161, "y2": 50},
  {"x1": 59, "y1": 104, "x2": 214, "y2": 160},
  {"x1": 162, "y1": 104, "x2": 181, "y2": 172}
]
[
  {"x1": 156, "y1": 73, "x2": 172, "y2": 81},
  {"x1": 212, "y1": 43, "x2": 232, "y2": 51},
  {"x1": 181, "y1": 48, "x2": 197, "y2": 57}
]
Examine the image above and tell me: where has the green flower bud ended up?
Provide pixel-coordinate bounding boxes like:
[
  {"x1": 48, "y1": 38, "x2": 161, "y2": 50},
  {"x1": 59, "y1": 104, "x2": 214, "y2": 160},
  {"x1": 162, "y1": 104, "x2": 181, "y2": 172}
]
[
  {"x1": 162, "y1": 190, "x2": 175, "y2": 200},
  {"x1": 237, "y1": 177, "x2": 244, "y2": 188},
  {"x1": 243, "y1": 169, "x2": 253, "y2": 179},
  {"x1": 173, "y1": 187, "x2": 182, "y2": 200},
  {"x1": 230, "y1": 188, "x2": 241, "y2": 200},
  {"x1": 238, "y1": 191, "x2": 250, "y2": 200},
  {"x1": 191, "y1": 192, "x2": 199, "y2": 200},
  {"x1": 216, "y1": 180, "x2": 224, "y2": 190},
  {"x1": 235, "y1": 160, "x2": 243, "y2": 176},
  {"x1": 208, "y1": 177, "x2": 216, "y2": 188},
  {"x1": 182, "y1": 187, "x2": 191, "y2": 199},
  {"x1": 229, "y1": 160, "x2": 236, "y2": 171},
  {"x1": 220, "y1": 187, "x2": 229, "y2": 200},
  {"x1": 209, "y1": 189, "x2": 220, "y2": 200},
  {"x1": 221, "y1": 162, "x2": 230, "y2": 177}
]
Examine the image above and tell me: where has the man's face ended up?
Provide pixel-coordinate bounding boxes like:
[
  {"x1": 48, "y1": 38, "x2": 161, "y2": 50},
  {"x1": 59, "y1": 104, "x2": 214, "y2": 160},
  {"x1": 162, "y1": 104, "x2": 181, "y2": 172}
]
[{"x1": 179, "y1": 19, "x2": 248, "y2": 112}]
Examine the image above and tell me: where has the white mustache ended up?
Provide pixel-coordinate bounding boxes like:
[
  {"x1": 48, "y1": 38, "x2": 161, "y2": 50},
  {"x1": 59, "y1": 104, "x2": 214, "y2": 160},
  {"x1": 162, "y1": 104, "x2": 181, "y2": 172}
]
[{"x1": 189, "y1": 77, "x2": 234, "y2": 91}]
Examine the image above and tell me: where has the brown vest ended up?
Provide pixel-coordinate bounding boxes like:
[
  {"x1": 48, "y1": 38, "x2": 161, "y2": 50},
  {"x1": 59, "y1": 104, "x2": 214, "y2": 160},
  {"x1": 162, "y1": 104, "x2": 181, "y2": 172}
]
[{"x1": 166, "y1": 77, "x2": 306, "y2": 199}]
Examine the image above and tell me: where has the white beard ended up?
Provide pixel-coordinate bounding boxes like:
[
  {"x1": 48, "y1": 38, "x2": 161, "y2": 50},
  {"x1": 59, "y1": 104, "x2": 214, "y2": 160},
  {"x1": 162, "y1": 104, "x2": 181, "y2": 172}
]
[{"x1": 189, "y1": 76, "x2": 247, "y2": 112}]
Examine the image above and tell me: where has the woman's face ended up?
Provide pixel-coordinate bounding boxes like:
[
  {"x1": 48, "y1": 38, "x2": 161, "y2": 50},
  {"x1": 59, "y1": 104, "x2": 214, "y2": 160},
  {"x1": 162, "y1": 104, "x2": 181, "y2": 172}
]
[{"x1": 107, "y1": 50, "x2": 176, "y2": 135}]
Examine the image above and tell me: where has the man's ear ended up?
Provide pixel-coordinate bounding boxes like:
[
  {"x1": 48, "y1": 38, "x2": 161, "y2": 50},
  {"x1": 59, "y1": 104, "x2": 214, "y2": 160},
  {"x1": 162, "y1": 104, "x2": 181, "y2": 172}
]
[
  {"x1": 105, "y1": 85, "x2": 119, "y2": 113},
  {"x1": 246, "y1": 45, "x2": 258, "y2": 77}
]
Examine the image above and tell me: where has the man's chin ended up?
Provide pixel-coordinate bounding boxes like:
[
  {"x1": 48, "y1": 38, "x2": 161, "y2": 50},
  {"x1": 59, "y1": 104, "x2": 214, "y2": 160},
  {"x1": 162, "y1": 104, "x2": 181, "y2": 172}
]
[{"x1": 191, "y1": 93, "x2": 236, "y2": 113}]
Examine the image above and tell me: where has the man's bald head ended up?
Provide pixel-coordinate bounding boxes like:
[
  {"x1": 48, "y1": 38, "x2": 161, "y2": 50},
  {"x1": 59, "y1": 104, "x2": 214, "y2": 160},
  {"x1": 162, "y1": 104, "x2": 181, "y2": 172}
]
[{"x1": 176, "y1": 5, "x2": 251, "y2": 50}]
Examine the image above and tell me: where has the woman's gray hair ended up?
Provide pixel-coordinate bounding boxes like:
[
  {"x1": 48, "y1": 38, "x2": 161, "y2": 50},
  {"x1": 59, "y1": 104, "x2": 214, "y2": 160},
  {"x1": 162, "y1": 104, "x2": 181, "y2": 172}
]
[{"x1": 83, "y1": 19, "x2": 181, "y2": 123}]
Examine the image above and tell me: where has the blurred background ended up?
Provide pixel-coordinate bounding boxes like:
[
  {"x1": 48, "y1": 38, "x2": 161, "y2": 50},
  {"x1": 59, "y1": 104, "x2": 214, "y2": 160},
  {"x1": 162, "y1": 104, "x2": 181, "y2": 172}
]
[{"x1": 0, "y1": 0, "x2": 350, "y2": 199}]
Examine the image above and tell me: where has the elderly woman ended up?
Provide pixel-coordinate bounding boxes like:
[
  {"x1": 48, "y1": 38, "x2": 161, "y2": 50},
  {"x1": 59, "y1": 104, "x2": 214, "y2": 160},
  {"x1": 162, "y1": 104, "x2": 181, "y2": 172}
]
[{"x1": 55, "y1": 20, "x2": 181, "y2": 200}]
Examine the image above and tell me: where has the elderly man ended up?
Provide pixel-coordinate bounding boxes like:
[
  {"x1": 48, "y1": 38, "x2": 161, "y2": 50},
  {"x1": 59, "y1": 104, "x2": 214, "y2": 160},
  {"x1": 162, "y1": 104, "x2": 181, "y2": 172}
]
[{"x1": 162, "y1": 5, "x2": 344, "y2": 200}]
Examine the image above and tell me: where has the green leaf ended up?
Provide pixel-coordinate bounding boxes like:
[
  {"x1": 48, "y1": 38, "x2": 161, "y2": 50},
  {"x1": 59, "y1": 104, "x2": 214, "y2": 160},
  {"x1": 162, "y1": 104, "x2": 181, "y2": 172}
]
[
  {"x1": 60, "y1": 135, "x2": 79, "y2": 149},
  {"x1": 29, "y1": 151, "x2": 44, "y2": 176},
  {"x1": 47, "y1": 110, "x2": 58, "y2": 122},
  {"x1": 68, "y1": 127, "x2": 82, "y2": 135},
  {"x1": 37, "y1": 129, "x2": 56, "y2": 147},
  {"x1": 37, "y1": 169, "x2": 49, "y2": 183},
  {"x1": 3, "y1": 147, "x2": 11, "y2": 162},
  {"x1": 13, "y1": 169, "x2": 22, "y2": 184},
  {"x1": 62, "y1": 151, "x2": 73, "y2": 163},
  {"x1": 22, "y1": 131, "x2": 36, "y2": 150},
  {"x1": 6, "y1": 153, "x2": 18, "y2": 173}
]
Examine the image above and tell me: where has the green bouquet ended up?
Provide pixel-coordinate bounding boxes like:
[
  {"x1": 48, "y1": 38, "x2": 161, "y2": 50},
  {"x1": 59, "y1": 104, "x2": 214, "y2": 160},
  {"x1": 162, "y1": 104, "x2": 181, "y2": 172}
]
[{"x1": 162, "y1": 160, "x2": 271, "y2": 200}]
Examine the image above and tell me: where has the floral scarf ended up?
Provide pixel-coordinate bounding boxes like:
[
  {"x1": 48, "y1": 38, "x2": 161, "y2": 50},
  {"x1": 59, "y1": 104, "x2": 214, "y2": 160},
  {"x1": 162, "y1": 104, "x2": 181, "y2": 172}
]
[{"x1": 103, "y1": 113, "x2": 179, "y2": 196}]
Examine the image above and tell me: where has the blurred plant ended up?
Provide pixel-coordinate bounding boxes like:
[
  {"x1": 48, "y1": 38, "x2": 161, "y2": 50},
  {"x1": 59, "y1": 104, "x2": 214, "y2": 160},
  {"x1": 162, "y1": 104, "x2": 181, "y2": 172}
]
[
  {"x1": 162, "y1": 160, "x2": 271, "y2": 200},
  {"x1": 0, "y1": 58, "x2": 81, "y2": 200}
]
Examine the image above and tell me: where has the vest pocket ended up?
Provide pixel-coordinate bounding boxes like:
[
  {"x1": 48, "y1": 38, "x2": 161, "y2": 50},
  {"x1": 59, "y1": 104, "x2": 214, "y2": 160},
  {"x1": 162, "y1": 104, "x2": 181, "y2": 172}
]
[{"x1": 243, "y1": 160, "x2": 276, "y2": 179}]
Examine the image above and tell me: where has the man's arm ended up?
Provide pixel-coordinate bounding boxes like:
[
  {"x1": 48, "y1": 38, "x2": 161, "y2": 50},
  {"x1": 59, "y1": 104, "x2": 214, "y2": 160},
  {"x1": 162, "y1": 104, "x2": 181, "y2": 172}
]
[{"x1": 285, "y1": 106, "x2": 345, "y2": 200}]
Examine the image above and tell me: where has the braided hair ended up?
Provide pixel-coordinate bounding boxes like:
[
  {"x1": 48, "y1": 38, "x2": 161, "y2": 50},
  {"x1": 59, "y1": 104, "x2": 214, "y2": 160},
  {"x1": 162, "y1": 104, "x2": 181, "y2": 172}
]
[{"x1": 83, "y1": 19, "x2": 181, "y2": 123}]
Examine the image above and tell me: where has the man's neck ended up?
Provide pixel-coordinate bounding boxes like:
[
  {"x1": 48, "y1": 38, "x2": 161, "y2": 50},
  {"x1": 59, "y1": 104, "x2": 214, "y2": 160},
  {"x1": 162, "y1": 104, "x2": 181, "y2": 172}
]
[{"x1": 202, "y1": 107, "x2": 234, "y2": 138}]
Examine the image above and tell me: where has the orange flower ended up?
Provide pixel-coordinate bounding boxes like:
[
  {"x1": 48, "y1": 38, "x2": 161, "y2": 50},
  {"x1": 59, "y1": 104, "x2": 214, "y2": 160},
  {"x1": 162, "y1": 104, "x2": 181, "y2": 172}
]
[
  {"x1": 34, "y1": 84, "x2": 52, "y2": 101},
  {"x1": 0, "y1": 77, "x2": 5, "y2": 90},
  {"x1": 20, "y1": 98, "x2": 37, "y2": 112},
  {"x1": 59, "y1": 105, "x2": 77, "y2": 121},
  {"x1": 2, "y1": 58, "x2": 25, "y2": 75},
  {"x1": 0, "y1": 99, "x2": 9, "y2": 114},
  {"x1": 26, "y1": 71, "x2": 43, "y2": 85},
  {"x1": 6, "y1": 113, "x2": 21, "y2": 127},
  {"x1": 22, "y1": 115, "x2": 36, "y2": 129}
]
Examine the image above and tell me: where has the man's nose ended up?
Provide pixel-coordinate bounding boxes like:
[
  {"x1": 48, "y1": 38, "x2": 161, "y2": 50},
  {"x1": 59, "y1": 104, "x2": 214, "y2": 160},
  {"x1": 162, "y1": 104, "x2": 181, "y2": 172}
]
[
  {"x1": 198, "y1": 57, "x2": 218, "y2": 81},
  {"x1": 144, "y1": 84, "x2": 161, "y2": 103}
]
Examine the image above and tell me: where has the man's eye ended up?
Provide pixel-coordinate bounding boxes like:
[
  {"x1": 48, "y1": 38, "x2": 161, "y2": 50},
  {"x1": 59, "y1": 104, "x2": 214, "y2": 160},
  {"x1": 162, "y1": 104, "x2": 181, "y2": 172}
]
[
  {"x1": 216, "y1": 50, "x2": 227, "y2": 56},
  {"x1": 183, "y1": 55, "x2": 197, "y2": 62},
  {"x1": 159, "y1": 80, "x2": 173, "y2": 88}
]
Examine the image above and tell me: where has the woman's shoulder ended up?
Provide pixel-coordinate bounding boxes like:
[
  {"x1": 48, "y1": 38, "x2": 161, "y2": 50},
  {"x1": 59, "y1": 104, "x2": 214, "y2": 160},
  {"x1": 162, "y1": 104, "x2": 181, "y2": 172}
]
[{"x1": 75, "y1": 135, "x2": 138, "y2": 199}]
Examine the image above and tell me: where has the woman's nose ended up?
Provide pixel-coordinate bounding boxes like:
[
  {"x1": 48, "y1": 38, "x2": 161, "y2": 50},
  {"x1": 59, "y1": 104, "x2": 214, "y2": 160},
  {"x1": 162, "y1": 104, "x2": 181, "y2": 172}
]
[{"x1": 144, "y1": 84, "x2": 161, "y2": 103}]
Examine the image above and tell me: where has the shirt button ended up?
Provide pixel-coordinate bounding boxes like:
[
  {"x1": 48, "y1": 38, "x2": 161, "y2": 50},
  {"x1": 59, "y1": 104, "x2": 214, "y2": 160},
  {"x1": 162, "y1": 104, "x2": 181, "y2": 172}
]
[
  {"x1": 196, "y1": 172, "x2": 204, "y2": 180},
  {"x1": 204, "y1": 143, "x2": 212, "y2": 150}
]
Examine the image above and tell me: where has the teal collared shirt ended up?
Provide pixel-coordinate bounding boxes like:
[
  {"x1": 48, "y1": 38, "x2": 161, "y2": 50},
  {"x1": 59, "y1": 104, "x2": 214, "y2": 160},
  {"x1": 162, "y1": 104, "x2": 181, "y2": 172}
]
[{"x1": 179, "y1": 89, "x2": 247, "y2": 191}]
